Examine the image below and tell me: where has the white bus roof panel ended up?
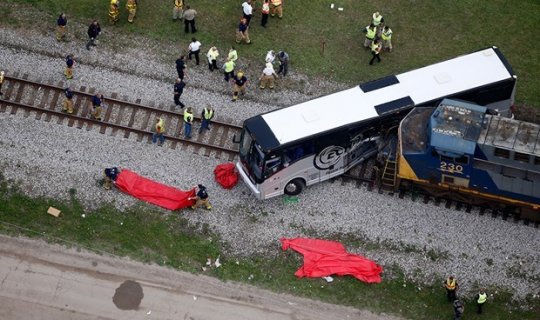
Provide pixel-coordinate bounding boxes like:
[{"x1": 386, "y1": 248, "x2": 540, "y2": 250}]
[{"x1": 262, "y1": 47, "x2": 512, "y2": 146}]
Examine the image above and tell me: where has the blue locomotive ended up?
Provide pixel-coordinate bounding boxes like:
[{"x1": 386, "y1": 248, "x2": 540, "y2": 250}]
[{"x1": 397, "y1": 98, "x2": 540, "y2": 217}]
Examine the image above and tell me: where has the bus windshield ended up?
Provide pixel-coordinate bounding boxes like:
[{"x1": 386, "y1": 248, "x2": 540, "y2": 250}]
[{"x1": 239, "y1": 130, "x2": 265, "y2": 182}]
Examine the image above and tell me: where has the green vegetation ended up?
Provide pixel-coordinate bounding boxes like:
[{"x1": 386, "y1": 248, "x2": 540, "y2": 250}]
[
  {"x1": 1, "y1": 0, "x2": 539, "y2": 106},
  {"x1": 0, "y1": 175, "x2": 538, "y2": 319}
]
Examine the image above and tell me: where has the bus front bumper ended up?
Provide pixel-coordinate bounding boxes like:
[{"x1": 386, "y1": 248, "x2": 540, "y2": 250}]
[{"x1": 235, "y1": 162, "x2": 263, "y2": 199}]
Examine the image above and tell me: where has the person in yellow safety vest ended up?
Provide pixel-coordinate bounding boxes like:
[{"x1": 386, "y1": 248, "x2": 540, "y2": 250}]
[
  {"x1": 228, "y1": 47, "x2": 238, "y2": 63},
  {"x1": 444, "y1": 276, "x2": 459, "y2": 302},
  {"x1": 183, "y1": 107, "x2": 194, "y2": 139},
  {"x1": 152, "y1": 117, "x2": 165, "y2": 146},
  {"x1": 363, "y1": 23, "x2": 377, "y2": 48},
  {"x1": 0, "y1": 70, "x2": 6, "y2": 96},
  {"x1": 206, "y1": 46, "x2": 220, "y2": 72},
  {"x1": 173, "y1": 0, "x2": 184, "y2": 21},
  {"x1": 372, "y1": 11, "x2": 384, "y2": 36},
  {"x1": 223, "y1": 57, "x2": 235, "y2": 82},
  {"x1": 475, "y1": 289, "x2": 487, "y2": 314},
  {"x1": 369, "y1": 39, "x2": 382, "y2": 65},
  {"x1": 199, "y1": 106, "x2": 214, "y2": 133},
  {"x1": 381, "y1": 25, "x2": 393, "y2": 52},
  {"x1": 270, "y1": 0, "x2": 283, "y2": 18},
  {"x1": 126, "y1": 0, "x2": 137, "y2": 23},
  {"x1": 109, "y1": 0, "x2": 120, "y2": 25}
]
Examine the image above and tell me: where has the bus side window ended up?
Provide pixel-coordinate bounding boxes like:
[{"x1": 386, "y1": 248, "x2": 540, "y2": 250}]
[{"x1": 264, "y1": 157, "x2": 282, "y2": 178}]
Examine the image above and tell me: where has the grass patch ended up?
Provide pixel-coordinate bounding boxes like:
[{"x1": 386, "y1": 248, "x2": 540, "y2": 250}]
[
  {"x1": 0, "y1": 175, "x2": 538, "y2": 319},
  {"x1": 1, "y1": 0, "x2": 539, "y2": 106}
]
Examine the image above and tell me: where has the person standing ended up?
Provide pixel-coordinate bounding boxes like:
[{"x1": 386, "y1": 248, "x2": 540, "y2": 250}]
[
  {"x1": 242, "y1": 0, "x2": 254, "y2": 26},
  {"x1": 64, "y1": 54, "x2": 75, "y2": 80},
  {"x1": 363, "y1": 23, "x2": 377, "y2": 49},
  {"x1": 199, "y1": 106, "x2": 214, "y2": 133},
  {"x1": 372, "y1": 11, "x2": 385, "y2": 36},
  {"x1": 0, "y1": 70, "x2": 4, "y2": 96},
  {"x1": 453, "y1": 299, "x2": 465, "y2": 320},
  {"x1": 259, "y1": 63, "x2": 278, "y2": 89},
  {"x1": 188, "y1": 37, "x2": 202, "y2": 65},
  {"x1": 189, "y1": 184, "x2": 212, "y2": 210},
  {"x1": 126, "y1": 0, "x2": 137, "y2": 23},
  {"x1": 270, "y1": 0, "x2": 283, "y2": 18},
  {"x1": 183, "y1": 5, "x2": 197, "y2": 33},
  {"x1": 475, "y1": 289, "x2": 487, "y2": 314},
  {"x1": 86, "y1": 20, "x2": 101, "y2": 50},
  {"x1": 223, "y1": 57, "x2": 235, "y2": 82},
  {"x1": 90, "y1": 94, "x2": 104, "y2": 121},
  {"x1": 265, "y1": 50, "x2": 276, "y2": 64},
  {"x1": 235, "y1": 18, "x2": 251, "y2": 44},
  {"x1": 206, "y1": 46, "x2": 219, "y2": 72},
  {"x1": 183, "y1": 107, "x2": 194, "y2": 139},
  {"x1": 444, "y1": 276, "x2": 459, "y2": 302},
  {"x1": 381, "y1": 25, "x2": 393, "y2": 52},
  {"x1": 56, "y1": 13, "x2": 68, "y2": 41},
  {"x1": 173, "y1": 78, "x2": 186, "y2": 109},
  {"x1": 173, "y1": 0, "x2": 184, "y2": 20},
  {"x1": 231, "y1": 71, "x2": 248, "y2": 102},
  {"x1": 175, "y1": 55, "x2": 186, "y2": 80},
  {"x1": 62, "y1": 87, "x2": 74, "y2": 114},
  {"x1": 228, "y1": 46, "x2": 238, "y2": 63},
  {"x1": 369, "y1": 39, "x2": 382, "y2": 65},
  {"x1": 152, "y1": 117, "x2": 166, "y2": 146},
  {"x1": 261, "y1": 0, "x2": 270, "y2": 27},
  {"x1": 277, "y1": 50, "x2": 289, "y2": 76},
  {"x1": 109, "y1": 0, "x2": 120, "y2": 25}
]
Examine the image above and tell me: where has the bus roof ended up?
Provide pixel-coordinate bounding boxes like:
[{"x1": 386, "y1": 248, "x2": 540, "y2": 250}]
[{"x1": 256, "y1": 47, "x2": 515, "y2": 149}]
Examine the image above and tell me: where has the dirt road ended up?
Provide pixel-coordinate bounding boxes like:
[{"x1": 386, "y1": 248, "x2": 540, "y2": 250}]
[{"x1": 0, "y1": 235, "x2": 402, "y2": 320}]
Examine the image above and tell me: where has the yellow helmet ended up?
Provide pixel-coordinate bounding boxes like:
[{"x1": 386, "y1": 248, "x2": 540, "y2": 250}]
[
  {"x1": 237, "y1": 71, "x2": 244, "y2": 77},
  {"x1": 111, "y1": 0, "x2": 118, "y2": 5}
]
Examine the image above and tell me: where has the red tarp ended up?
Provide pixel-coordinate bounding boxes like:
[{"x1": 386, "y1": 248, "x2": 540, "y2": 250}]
[
  {"x1": 214, "y1": 163, "x2": 238, "y2": 189},
  {"x1": 115, "y1": 169, "x2": 196, "y2": 210},
  {"x1": 280, "y1": 238, "x2": 383, "y2": 283}
]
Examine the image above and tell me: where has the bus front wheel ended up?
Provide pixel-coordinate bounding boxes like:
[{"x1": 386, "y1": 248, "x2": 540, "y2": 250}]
[{"x1": 284, "y1": 179, "x2": 304, "y2": 196}]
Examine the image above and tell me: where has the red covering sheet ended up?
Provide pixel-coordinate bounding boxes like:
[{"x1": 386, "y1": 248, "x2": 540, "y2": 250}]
[
  {"x1": 214, "y1": 163, "x2": 238, "y2": 189},
  {"x1": 115, "y1": 169, "x2": 196, "y2": 210},
  {"x1": 281, "y1": 238, "x2": 383, "y2": 283}
]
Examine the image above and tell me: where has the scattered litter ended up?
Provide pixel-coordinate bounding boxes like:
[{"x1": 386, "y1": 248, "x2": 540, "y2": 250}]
[
  {"x1": 418, "y1": 287, "x2": 422, "y2": 291},
  {"x1": 81, "y1": 214, "x2": 86, "y2": 218},
  {"x1": 214, "y1": 256, "x2": 221, "y2": 268},
  {"x1": 282, "y1": 196, "x2": 299, "y2": 204},
  {"x1": 120, "y1": 222, "x2": 123, "y2": 225},
  {"x1": 402, "y1": 283, "x2": 407, "y2": 287},
  {"x1": 235, "y1": 260, "x2": 240, "y2": 265},
  {"x1": 193, "y1": 296, "x2": 197, "y2": 301},
  {"x1": 321, "y1": 285, "x2": 324, "y2": 288},
  {"x1": 201, "y1": 266, "x2": 207, "y2": 271},
  {"x1": 287, "y1": 301, "x2": 296, "y2": 305},
  {"x1": 322, "y1": 276, "x2": 334, "y2": 283},
  {"x1": 206, "y1": 258, "x2": 212, "y2": 266},
  {"x1": 146, "y1": 310, "x2": 152, "y2": 315},
  {"x1": 47, "y1": 207, "x2": 61, "y2": 217},
  {"x1": 330, "y1": 3, "x2": 334, "y2": 9},
  {"x1": 338, "y1": 7, "x2": 344, "y2": 11},
  {"x1": 248, "y1": 274, "x2": 254, "y2": 280}
]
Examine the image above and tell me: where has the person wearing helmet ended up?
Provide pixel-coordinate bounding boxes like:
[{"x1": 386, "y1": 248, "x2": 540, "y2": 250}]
[
  {"x1": 189, "y1": 184, "x2": 212, "y2": 210},
  {"x1": 109, "y1": 0, "x2": 120, "y2": 25},
  {"x1": 56, "y1": 13, "x2": 68, "y2": 41},
  {"x1": 259, "y1": 62, "x2": 278, "y2": 89},
  {"x1": 0, "y1": 71, "x2": 5, "y2": 96},
  {"x1": 231, "y1": 71, "x2": 248, "y2": 101},
  {"x1": 126, "y1": 0, "x2": 137, "y2": 23}
]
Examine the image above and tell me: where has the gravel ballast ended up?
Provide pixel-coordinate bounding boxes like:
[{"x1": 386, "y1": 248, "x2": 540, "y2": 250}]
[{"x1": 0, "y1": 22, "x2": 538, "y2": 305}]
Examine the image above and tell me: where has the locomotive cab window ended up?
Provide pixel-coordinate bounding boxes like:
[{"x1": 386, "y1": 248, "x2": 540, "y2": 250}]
[
  {"x1": 494, "y1": 148, "x2": 510, "y2": 159},
  {"x1": 514, "y1": 152, "x2": 530, "y2": 163},
  {"x1": 535, "y1": 156, "x2": 540, "y2": 166},
  {"x1": 455, "y1": 155, "x2": 469, "y2": 165}
]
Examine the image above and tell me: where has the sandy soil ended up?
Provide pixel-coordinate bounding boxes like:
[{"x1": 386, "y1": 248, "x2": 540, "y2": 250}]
[{"x1": 0, "y1": 235, "x2": 403, "y2": 320}]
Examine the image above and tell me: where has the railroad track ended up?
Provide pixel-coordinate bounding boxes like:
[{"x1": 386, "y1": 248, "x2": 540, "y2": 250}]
[
  {"x1": 336, "y1": 160, "x2": 539, "y2": 227},
  {"x1": 0, "y1": 73, "x2": 241, "y2": 160}
]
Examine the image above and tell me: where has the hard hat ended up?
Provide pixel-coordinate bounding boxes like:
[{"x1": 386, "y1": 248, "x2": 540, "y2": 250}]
[
  {"x1": 237, "y1": 71, "x2": 244, "y2": 77},
  {"x1": 111, "y1": 0, "x2": 118, "y2": 5}
]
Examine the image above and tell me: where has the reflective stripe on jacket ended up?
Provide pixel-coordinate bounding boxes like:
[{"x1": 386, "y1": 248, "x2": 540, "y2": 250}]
[
  {"x1": 445, "y1": 279, "x2": 456, "y2": 290},
  {"x1": 477, "y1": 293, "x2": 487, "y2": 304},
  {"x1": 382, "y1": 28, "x2": 393, "y2": 40}
]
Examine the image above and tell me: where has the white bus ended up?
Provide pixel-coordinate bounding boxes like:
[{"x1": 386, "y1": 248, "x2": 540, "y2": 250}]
[{"x1": 235, "y1": 46, "x2": 517, "y2": 199}]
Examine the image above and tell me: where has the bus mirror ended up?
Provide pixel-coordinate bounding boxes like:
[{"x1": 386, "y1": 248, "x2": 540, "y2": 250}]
[{"x1": 232, "y1": 134, "x2": 240, "y2": 144}]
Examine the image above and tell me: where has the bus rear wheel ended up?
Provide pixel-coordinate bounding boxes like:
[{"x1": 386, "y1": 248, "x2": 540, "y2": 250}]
[{"x1": 284, "y1": 179, "x2": 304, "y2": 196}]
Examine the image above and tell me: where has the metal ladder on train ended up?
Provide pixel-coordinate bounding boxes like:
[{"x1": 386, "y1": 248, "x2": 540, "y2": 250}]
[{"x1": 380, "y1": 153, "x2": 398, "y2": 191}]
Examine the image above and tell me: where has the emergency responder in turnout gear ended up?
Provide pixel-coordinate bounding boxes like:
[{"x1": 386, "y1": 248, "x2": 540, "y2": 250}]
[
  {"x1": 62, "y1": 87, "x2": 74, "y2": 114},
  {"x1": 64, "y1": 54, "x2": 75, "y2": 80},
  {"x1": 259, "y1": 63, "x2": 278, "y2": 89},
  {"x1": 444, "y1": 276, "x2": 459, "y2": 302},
  {"x1": 126, "y1": 0, "x2": 137, "y2": 23},
  {"x1": 103, "y1": 167, "x2": 121, "y2": 190},
  {"x1": 199, "y1": 106, "x2": 214, "y2": 133},
  {"x1": 109, "y1": 0, "x2": 120, "y2": 25},
  {"x1": 56, "y1": 13, "x2": 68, "y2": 41},
  {"x1": 381, "y1": 26, "x2": 393, "y2": 52},
  {"x1": 90, "y1": 94, "x2": 104, "y2": 121},
  {"x1": 152, "y1": 117, "x2": 166, "y2": 146},
  {"x1": 189, "y1": 184, "x2": 212, "y2": 210},
  {"x1": 183, "y1": 107, "x2": 194, "y2": 139},
  {"x1": 207, "y1": 46, "x2": 219, "y2": 72},
  {"x1": 270, "y1": 0, "x2": 283, "y2": 18},
  {"x1": 173, "y1": 0, "x2": 184, "y2": 20},
  {"x1": 363, "y1": 23, "x2": 377, "y2": 48},
  {"x1": 231, "y1": 71, "x2": 248, "y2": 101},
  {"x1": 475, "y1": 289, "x2": 487, "y2": 314},
  {"x1": 0, "y1": 70, "x2": 6, "y2": 96}
]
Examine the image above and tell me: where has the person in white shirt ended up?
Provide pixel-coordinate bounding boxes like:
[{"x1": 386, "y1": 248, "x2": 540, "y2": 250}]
[
  {"x1": 242, "y1": 0, "x2": 254, "y2": 25},
  {"x1": 188, "y1": 37, "x2": 202, "y2": 65},
  {"x1": 265, "y1": 50, "x2": 275, "y2": 64}
]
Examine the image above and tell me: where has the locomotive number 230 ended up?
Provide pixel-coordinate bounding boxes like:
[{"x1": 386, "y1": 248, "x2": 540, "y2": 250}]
[{"x1": 440, "y1": 161, "x2": 463, "y2": 174}]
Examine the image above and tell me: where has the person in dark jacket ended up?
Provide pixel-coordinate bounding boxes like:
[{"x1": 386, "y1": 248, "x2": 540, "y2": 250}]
[
  {"x1": 277, "y1": 50, "x2": 289, "y2": 76},
  {"x1": 453, "y1": 299, "x2": 464, "y2": 320},
  {"x1": 175, "y1": 55, "x2": 186, "y2": 80},
  {"x1": 103, "y1": 167, "x2": 121, "y2": 190},
  {"x1": 56, "y1": 13, "x2": 68, "y2": 41},
  {"x1": 62, "y1": 87, "x2": 74, "y2": 114},
  {"x1": 173, "y1": 78, "x2": 186, "y2": 109},
  {"x1": 64, "y1": 54, "x2": 75, "y2": 80},
  {"x1": 189, "y1": 184, "x2": 212, "y2": 210},
  {"x1": 90, "y1": 93, "x2": 104, "y2": 121},
  {"x1": 86, "y1": 20, "x2": 102, "y2": 50}
]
